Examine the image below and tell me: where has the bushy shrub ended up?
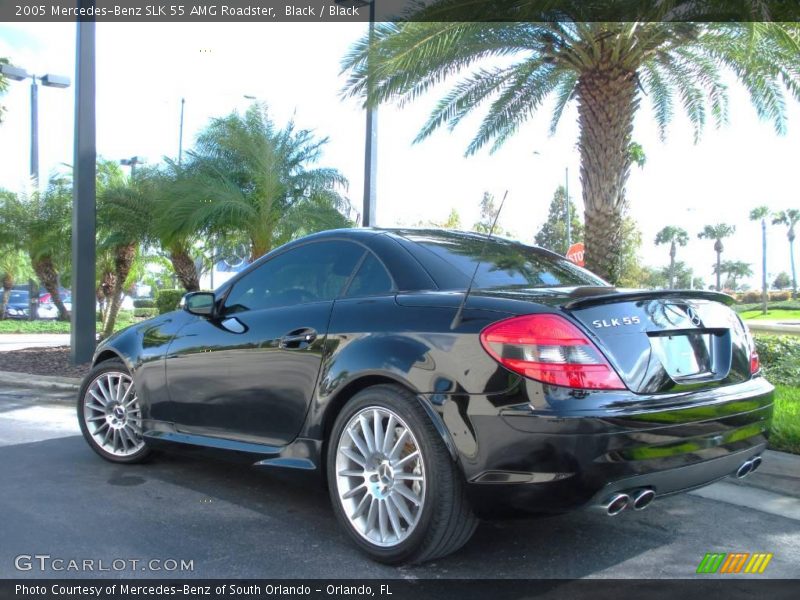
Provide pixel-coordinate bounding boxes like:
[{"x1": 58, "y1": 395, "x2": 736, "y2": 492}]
[
  {"x1": 740, "y1": 290, "x2": 763, "y2": 304},
  {"x1": 156, "y1": 289, "x2": 184, "y2": 315},
  {"x1": 770, "y1": 291, "x2": 792, "y2": 302},
  {"x1": 133, "y1": 307, "x2": 157, "y2": 319},
  {"x1": 754, "y1": 335, "x2": 800, "y2": 386},
  {"x1": 133, "y1": 298, "x2": 156, "y2": 309}
]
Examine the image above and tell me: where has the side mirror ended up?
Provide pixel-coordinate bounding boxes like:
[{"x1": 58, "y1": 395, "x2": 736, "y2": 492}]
[{"x1": 183, "y1": 292, "x2": 216, "y2": 317}]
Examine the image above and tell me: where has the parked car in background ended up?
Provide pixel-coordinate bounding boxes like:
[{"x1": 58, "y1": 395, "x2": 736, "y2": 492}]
[
  {"x1": 38, "y1": 292, "x2": 72, "y2": 319},
  {"x1": 3, "y1": 289, "x2": 31, "y2": 319}
]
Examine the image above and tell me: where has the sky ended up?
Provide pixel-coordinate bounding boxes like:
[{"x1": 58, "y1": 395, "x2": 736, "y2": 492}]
[{"x1": 0, "y1": 21, "x2": 798, "y2": 290}]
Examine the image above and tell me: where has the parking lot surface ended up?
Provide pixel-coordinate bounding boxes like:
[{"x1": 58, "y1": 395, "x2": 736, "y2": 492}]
[{"x1": 0, "y1": 384, "x2": 798, "y2": 579}]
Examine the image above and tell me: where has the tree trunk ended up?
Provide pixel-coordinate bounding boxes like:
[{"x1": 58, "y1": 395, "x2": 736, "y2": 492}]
[
  {"x1": 1, "y1": 272, "x2": 12, "y2": 320},
  {"x1": 790, "y1": 230, "x2": 797, "y2": 299},
  {"x1": 715, "y1": 250, "x2": 722, "y2": 292},
  {"x1": 102, "y1": 243, "x2": 136, "y2": 339},
  {"x1": 576, "y1": 65, "x2": 638, "y2": 283},
  {"x1": 668, "y1": 241, "x2": 677, "y2": 289},
  {"x1": 761, "y1": 219, "x2": 768, "y2": 314},
  {"x1": 31, "y1": 255, "x2": 69, "y2": 320},
  {"x1": 169, "y1": 246, "x2": 200, "y2": 292}
]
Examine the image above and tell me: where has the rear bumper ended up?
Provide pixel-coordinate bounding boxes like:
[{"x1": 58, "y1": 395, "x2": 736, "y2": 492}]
[{"x1": 428, "y1": 377, "x2": 774, "y2": 518}]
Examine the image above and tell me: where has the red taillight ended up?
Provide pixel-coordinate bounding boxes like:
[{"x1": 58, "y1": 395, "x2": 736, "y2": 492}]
[
  {"x1": 750, "y1": 351, "x2": 760, "y2": 374},
  {"x1": 480, "y1": 314, "x2": 626, "y2": 390}
]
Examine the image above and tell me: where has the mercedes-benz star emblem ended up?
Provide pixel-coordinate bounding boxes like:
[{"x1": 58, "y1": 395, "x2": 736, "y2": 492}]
[{"x1": 686, "y1": 306, "x2": 703, "y2": 327}]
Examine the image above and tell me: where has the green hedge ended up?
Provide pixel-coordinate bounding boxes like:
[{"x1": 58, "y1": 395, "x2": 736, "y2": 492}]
[
  {"x1": 735, "y1": 300, "x2": 800, "y2": 313},
  {"x1": 133, "y1": 298, "x2": 156, "y2": 309},
  {"x1": 754, "y1": 335, "x2": 800, "y2": 386},
  {"x1": 133, "y1": 307, "x2": 158, "y2": 319},
  {"x1": 156, "y1": 289, "x2": 184, "y2": 315}
]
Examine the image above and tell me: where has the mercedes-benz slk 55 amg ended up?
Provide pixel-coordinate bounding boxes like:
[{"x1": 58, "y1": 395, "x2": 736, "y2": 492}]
[{"x1": 78, "y1": 229, "x2": 773, "y2": 564}]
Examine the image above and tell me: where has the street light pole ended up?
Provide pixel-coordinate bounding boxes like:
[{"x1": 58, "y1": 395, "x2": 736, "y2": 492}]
[
  {"x1": 71, "y1": 12, "x2": 97, "y2": 365},
  {"x1": 564, "y1": 167, "x2": 572, "y2": 253},
  {"x1": 363, "y1": 0, "x2": 378, "y2": 227},
  {"x1": 0, "y1": 64, "x2": 71, "y2": 185},
  {"x1": 178, "y1": 97, "x2": 185, "y2": 165},
  {"x1": 30, "y1": 77, "x2": 39, "y2": 181}
]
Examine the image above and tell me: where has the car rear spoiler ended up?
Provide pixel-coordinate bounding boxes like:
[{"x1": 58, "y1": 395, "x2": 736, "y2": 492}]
[{"x1": 562, "y1": 289, "x2": 736, "y2": 310}]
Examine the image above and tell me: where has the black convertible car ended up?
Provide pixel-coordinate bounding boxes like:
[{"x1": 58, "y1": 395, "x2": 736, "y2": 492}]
[{"x1": 78, "y1": 228, "x2": 773, "y2": 563}]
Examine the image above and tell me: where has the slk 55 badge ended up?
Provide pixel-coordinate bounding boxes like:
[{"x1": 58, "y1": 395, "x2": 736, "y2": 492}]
[{"x1": 592, "y1": 316, "x2": 641, "y2": 328}]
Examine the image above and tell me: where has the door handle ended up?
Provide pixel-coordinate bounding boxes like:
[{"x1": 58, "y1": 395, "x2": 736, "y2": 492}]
[{"x1": 279, "y1": 328, "x2": 317, "y2": 349}]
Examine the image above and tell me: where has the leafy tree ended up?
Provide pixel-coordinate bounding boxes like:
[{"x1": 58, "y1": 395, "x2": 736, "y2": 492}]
[
  {"x1": 654, "y1": 226, "x2": 689, "y2": 289},
  {"x1": 750, "y1": 206, "x2": 771, "y2": 314},
  {"x1": 773, "y1": 209, "x2": 799, "y2": 298},
  {"x1": 472, "y1": 191, "x2": 506, "y2": 236},
  {"x1": 534, "y1": 185, "x2": 583, "y2": 254},
  {"x1": 0, "y1": 179, "x2": 72, "y2": 319},
  {"x1": 698, "y1": 224, "x2": 736, "y2": 291},
  {"x1": 0, "y1": 58, "x2": 10, "y2": 124},
  {"x1": 415, "y1": 208, "x2": 462, "y2": 229},
  {"x1": 614, "y1": 214, "x2": 643, "y2": 288},
  {"x1": 774, "y1": 271, "x2": 792, "y2": 290},
  {"x1": 169, "y1": 104, "x2": 352, "y2": 262},
  {"x1": 341, "y1": 18, "x2": 800, "y2": 283},
  {"x1": 713, "y1": 260, "x2": 752, "y2": 291}
]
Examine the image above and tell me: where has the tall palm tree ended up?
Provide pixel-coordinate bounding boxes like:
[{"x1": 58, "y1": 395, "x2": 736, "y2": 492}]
[
  {"x1": 698, "y1": 224, "x2": 735, "y2": 291},
  {"x1": 773, "y1": 209, "x2": 799, "y2": 298},
  {"x1": 654, "y1": 226, "x2": 689, "y2": 289},
  {"x1": 169, "y1": 104, "x2": 352, "y2": 262},
  {"x1": 341, "y1": 17, "x2": 800, "y2": 282},
  {"x1": 749, "y1": 206, "x2": 771, "y2": 313}
]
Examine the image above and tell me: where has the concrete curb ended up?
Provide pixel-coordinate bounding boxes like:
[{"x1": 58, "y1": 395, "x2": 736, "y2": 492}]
[
  {"x1": 747, "y1": 322, "x2": 800, "y2": 336},
  {"x1": 0, "y1": 370, "x2": 80, "y2": 392}
]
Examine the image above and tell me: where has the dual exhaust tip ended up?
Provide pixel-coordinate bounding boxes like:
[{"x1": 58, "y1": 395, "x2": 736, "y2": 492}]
[
  {"x1": 601, "y1": 454, "x2": 763, "y2": 516},
  {"x1": 603, "y1": 488, "x2": 655, "y2": 516},
  {"x1": 735, "y1": 455, "x2": 763, "y2": 479}
]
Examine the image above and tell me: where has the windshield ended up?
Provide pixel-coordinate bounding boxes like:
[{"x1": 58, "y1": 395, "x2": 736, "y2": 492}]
[
  {"x1": 9, "y1": 291, "x2": 28, "y2": 303},
  {"x1": 405, "y1": 231, "x2": 607, "y2": 289}
]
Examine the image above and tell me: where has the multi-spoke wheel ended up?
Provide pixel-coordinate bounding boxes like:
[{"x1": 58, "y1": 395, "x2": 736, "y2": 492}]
[
  {"x1": 77, "y1": 359, "x2": 150, "y2": 463},
  {"x1": 327, "y1": 384, "x2": 478, "y2": 564}
]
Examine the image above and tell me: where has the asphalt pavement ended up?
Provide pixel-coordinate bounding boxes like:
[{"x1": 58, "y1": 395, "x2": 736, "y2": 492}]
[{"x1": 0, "y1": 384, "x2": 798, "y2": 579}]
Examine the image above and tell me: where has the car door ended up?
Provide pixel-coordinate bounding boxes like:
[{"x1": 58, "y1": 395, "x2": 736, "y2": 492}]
[{"x1": 161, "y1": 240, "x2": 365, "y2": 446}]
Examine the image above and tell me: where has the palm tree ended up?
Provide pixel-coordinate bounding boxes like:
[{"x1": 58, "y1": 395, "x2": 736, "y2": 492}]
[
  {"x1": 97, "y1": 164, "x2": 154, "y2": 338},
  {"x1": 773, "y1": 209, "x2": 799, "y2": 298},
  {"x1": 0, "y1": 249, "x2": 33, "y2": 319},
  {"x1": 0, "y1": 179, "x2": 72, "y2": 319},
  {"x1": 341, "y1": 18, "x2": 800, "y2": 282},
  {"x1": 654, "y1": 226, "x2": 689, "y2": 289},
  {"x1": 698, "y1": 224, "x2": 735, "y2": 291},
  {"x1": 713, "y1": 260, "x2": 752, "y2": 291},
  {"x1": 169, "y1": 104, "x2": 352, "y2": 262},
  {"x1": 750, "y1": 206, "x2": 771, "y2": 314}
]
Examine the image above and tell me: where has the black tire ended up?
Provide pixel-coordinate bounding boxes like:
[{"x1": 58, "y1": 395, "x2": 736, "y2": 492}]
[
  {"x1": 77, "y1": 358, "x2": 151, "y2": 464},
  {"x1": 327, "y1": 384, "x2": 477, "y2": 564}
]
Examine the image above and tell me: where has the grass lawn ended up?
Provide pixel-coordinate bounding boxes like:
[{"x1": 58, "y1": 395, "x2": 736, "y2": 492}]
[
  {"x1": 0, "y1": 316, "x2": 136, "y2": 334},
  {"x1": 771, "y1": 385, "x2": 800, "y2": 455},
  {"x1": 740, "y1": 309, "x2": 800, "y2": 321}
]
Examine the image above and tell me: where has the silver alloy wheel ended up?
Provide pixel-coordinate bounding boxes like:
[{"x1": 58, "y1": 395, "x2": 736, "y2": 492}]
[
  {"x1": 82, "y1": 371, "x2": 145, "y2": 457},
  {"x1": 335, "y1": 406, "x2": 426, "y2": 548}
]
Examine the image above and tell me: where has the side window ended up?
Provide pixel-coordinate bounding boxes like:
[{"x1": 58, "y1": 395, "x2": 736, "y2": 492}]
[
  {"x1": 345, "y1": 252, "x2": 394, "y2": 297},
  {"x1": 224, "y1": 241, "x2": 364, "y2": 313}
]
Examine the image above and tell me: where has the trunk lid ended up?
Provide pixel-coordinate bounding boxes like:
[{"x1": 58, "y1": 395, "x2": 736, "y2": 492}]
[
  {"x1": 397, "y1": 287, "x2": 753, "y2": 394},
  {"x1": 559, "y1": 289, "x2": 751, "y2": 394}
]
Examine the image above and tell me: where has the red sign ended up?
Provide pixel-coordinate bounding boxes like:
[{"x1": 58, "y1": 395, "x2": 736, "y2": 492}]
[{"x1": 566, "y1": 242, "x2": 585, "y2": 267}]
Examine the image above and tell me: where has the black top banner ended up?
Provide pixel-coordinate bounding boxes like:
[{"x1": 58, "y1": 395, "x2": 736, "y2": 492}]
[{"x1": 2, "y1": 0, "x2": 800, "y2": 23}]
